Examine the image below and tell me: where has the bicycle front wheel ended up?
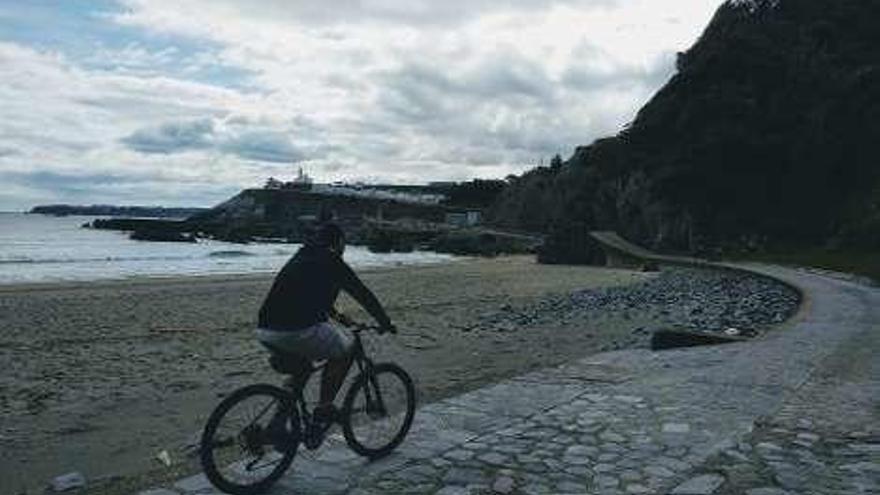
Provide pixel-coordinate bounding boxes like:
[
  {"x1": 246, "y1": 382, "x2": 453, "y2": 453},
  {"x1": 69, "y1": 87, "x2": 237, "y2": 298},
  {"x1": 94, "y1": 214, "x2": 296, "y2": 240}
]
[
  {"x1": 200, "y1": 384, "x2": 299, "y2": 495},
  {"x1": 341, "y1": 363, "x2": 416, "y2": 459}
]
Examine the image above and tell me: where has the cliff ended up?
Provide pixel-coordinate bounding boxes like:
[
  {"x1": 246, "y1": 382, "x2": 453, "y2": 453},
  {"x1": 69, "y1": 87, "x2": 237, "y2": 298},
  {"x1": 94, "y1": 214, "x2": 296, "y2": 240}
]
[{"x1": 490, "y1": 0, "x2": 880, "y2": 257}]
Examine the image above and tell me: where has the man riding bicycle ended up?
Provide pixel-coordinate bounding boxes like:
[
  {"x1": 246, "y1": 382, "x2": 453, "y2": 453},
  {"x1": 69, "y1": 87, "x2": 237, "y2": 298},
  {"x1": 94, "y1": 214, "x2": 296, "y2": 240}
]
[{"x1": 256, "y1": 223, "x2": 395, "y2": 433}]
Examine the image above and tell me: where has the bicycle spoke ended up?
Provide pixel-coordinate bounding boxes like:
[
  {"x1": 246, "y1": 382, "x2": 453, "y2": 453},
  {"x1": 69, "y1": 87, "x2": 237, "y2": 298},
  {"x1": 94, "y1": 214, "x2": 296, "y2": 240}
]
[
  {"x1": 369, "y1": 375, "x2": 388, "y2": 415},
  {"x1": 207, "y1": 435, "x2": 237, "y2": 449},
  {"x1": 247, "y1": 457, "x2": 283, "y2": 472},
  {"x1": 248, "y1": 398, "x2": 276, "y2": 427},
  {"x1": 201, "y1": 385, "x2": 298, "y2": 493},
  {"x1": 344, "y1": 365, "x2": 413, "y2": 456}
]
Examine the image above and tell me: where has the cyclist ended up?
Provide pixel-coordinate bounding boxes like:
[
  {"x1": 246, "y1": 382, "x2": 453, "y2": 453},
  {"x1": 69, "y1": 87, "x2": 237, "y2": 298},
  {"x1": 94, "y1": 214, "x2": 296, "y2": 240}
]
[{"x1": 256, "y1": 223, "x2": 395, "y2": 433}]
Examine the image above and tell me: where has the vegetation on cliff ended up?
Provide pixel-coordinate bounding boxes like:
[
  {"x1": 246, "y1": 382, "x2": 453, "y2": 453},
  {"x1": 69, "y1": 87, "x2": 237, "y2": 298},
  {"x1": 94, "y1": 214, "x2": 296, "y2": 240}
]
[
  {"x1": 440, "y1": 180, "x2": 507, "y2": 209},
  {"x1": 489, "y1": 0, "x2": 880, "y2": 260}
]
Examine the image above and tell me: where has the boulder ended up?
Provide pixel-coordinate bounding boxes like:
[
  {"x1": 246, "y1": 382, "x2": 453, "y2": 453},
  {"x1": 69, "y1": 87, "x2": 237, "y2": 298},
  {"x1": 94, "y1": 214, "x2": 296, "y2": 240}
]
[{"x1": 130, "y1": 230, "x2": 196, "y2": 243}]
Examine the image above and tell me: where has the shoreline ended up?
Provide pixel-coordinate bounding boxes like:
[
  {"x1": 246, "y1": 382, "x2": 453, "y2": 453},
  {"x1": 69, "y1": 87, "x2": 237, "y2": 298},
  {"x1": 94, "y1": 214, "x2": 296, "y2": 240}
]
[
  {"x1": 0, "y1": 212, "x2": 460, "y2": 290},
  {"x1": 0, "y1": 256, "x2": 466, "y2": 293}
]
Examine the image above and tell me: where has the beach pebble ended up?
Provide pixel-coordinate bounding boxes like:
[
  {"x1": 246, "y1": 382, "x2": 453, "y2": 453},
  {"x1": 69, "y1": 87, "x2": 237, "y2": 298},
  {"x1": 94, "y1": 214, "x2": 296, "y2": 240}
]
[
  {"x1": 156, "y1": 449, "x2": 172, "y2": 467},
  {"x1": 492, "y1": 475, "x2": 515, "y2": 494},
  {"x1": 670, "y1": 473, "x2": 725, "y2": 494},
  {"x1": 50, "y1": 472, "x2": 86, "y2": 492}
]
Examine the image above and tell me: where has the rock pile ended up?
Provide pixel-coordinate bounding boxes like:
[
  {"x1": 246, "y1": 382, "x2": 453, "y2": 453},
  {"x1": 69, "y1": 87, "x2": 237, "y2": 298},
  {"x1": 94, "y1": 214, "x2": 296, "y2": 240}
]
[{"x1": 465, "y1": 267, "x2": 800, "y2": 337}]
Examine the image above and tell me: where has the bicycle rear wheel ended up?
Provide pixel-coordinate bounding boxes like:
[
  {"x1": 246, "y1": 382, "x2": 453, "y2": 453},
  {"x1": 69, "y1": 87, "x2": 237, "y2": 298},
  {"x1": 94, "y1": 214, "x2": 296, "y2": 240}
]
[
  {"x1": 200, "y1": 384, "x2": 299, "y2": 495},
  {"x1": 341, "y1": 363, "x2": 415, "y2": 459}
]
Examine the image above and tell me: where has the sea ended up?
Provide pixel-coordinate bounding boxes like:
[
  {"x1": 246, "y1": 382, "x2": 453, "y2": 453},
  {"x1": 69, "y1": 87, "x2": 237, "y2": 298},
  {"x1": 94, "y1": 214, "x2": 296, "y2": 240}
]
[{"x1": 0, "y1": 213, "x2": 455, "y2": 285}]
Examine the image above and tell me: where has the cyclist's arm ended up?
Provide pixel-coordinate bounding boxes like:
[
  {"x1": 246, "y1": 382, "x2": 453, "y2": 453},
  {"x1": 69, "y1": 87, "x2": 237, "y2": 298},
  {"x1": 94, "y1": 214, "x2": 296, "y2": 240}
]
[
  {"x1": 329, "y1": 305, "x2": 353, "y2": 326},
  {"x1": 333, "y1": 257, "x2": 392, "y2": 328}
]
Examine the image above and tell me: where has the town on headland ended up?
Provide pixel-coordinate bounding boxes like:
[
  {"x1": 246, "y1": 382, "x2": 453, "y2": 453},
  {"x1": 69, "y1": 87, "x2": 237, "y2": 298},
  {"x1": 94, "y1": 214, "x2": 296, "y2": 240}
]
[{"x1": 30, "y1": 168, "x2": 540, "y2": 257}]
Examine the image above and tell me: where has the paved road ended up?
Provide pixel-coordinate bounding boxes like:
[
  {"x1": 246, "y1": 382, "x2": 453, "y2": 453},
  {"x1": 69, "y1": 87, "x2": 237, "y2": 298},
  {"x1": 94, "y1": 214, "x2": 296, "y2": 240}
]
[{"x1": 154, "y1": 264, "x2": 878, "y2": 495}]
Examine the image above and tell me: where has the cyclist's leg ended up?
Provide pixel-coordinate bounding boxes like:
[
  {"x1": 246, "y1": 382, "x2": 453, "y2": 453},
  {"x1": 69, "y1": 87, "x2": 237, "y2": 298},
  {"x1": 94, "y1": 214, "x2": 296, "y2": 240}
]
[
  {"x1": 320, "y1": 356, "x2": 353, "y2": 409},
  {"x1": 255, "y1": 323, "x2": 353, "y2": 409},
  {"x1": 310, "y1": 323, "x2": 354, "y2": 412}
]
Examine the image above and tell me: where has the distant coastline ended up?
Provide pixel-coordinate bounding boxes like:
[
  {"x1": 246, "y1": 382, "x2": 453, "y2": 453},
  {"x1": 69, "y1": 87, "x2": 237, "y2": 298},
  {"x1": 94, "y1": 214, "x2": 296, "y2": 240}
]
[
  {"x1": 0, "y1": 212, "x2": 456, "y2": 285},
  {"x1": 29, "y1": 204, "x2": 208, "y2": 218}
]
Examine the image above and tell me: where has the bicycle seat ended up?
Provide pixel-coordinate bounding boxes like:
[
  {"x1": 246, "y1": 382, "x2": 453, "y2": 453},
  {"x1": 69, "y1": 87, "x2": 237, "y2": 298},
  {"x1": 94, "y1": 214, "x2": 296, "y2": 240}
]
[{"x1": 260, "y1": 342, "x2": 314, "y2": 376}]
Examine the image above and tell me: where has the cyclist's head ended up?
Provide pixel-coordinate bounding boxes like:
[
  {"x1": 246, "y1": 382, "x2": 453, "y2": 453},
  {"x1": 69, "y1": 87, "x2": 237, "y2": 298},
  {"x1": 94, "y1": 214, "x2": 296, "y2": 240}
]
[{"x1": 310, "y1": 223, "x2": 346, "y2": 254}]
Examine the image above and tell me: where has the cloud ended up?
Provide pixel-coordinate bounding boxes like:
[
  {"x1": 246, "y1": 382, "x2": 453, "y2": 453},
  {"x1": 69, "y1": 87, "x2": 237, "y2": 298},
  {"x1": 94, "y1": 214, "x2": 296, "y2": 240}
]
[
  {"x1": 219, "y1": 130, "x2": 307, "y2": 163},
  {"x1": 113, "y1": 0, "x2": 622, "y2": 30},
  {"x1": 0, "y1": 41, "x2": 277, "y2": 209},
  {"x1": 369, "y1": 44, "x2": 646, "y2": 166},
  {"x1": 8, "y1": 170, "x2": 158, "y2": 191},
  {"x1": 120, "y1": 118, "x2": 314, "y2": 163},
  {"x1": 377, "y1": 51, "x2": 553, "y2": 116},
  {"x1": 0, "y1": 146, "x2": 20, "y2": 157},
  {"x1": 3, "y1": 169, "x2": 243, "y2": 208},
  {"x1": 120, "y1": 118, "x2": 215, "y2": 154},
  {"x1": 0, "y1": 1, "x2": 727, "y2": 210}
]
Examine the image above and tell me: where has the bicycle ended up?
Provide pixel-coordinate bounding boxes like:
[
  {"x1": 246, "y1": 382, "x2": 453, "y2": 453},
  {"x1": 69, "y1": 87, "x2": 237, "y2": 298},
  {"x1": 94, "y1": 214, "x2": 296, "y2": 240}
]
[{"x1": 199, "y1": 322, "x2": 417, "y2": 495}]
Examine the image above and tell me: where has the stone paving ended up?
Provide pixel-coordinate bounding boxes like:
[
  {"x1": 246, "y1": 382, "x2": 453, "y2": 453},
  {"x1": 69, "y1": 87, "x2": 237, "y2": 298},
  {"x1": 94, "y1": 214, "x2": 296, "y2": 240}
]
[
  {"x1": 151, "y1": 265, "x2": 878, "y2": 495},
  {"x1": 707, "y1": 421, "x2": 879, "y2": 495}
]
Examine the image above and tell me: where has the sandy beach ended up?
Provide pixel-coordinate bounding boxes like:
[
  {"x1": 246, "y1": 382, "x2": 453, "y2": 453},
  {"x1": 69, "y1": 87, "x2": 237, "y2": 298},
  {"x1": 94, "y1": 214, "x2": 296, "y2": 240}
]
[{"x1": 1, "y1": 256, "x2": 654, "y2": 493}]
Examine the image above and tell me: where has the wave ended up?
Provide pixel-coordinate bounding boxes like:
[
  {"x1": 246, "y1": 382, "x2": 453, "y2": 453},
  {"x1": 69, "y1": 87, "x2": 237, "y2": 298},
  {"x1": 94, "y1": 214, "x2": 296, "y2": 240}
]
[
  {"x1": 0, "y1": 255, "x2": 198, "y2": 265},
  {"x1": 208, "y1": 250, "x2": 256, "y2": 258},
  {"x1": 0, "y1": 251, "x2": 268, "y2": 265},
  {"x1": 0, "y1": 258, "x2": 39, "y2": 264}
]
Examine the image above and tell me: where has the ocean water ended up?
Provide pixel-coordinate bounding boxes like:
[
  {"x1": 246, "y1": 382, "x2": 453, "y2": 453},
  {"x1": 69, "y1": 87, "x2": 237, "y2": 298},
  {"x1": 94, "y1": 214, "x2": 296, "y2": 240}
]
[{"x1": 0, "y1": 213, "x2": 455, "y2": 284}]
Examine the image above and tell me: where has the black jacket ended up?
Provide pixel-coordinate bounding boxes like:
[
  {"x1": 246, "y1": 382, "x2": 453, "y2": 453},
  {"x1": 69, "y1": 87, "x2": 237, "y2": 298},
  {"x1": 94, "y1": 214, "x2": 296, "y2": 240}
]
[{"x1": 258, "y1": 245, "x2": 391, "y2": 331}]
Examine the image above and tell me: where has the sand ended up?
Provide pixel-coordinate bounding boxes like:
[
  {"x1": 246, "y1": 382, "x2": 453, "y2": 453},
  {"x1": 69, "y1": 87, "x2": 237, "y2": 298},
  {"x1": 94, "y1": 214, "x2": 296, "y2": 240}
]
[{"x1": 0, "y1": 256, "x2": 652, "y2": 493}]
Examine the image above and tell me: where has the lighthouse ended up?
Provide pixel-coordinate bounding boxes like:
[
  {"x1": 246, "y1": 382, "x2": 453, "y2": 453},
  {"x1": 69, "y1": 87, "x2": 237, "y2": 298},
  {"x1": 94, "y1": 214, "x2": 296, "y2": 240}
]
[{"x1": 289, "y1": 166, "x2": 313, "y2": 190}]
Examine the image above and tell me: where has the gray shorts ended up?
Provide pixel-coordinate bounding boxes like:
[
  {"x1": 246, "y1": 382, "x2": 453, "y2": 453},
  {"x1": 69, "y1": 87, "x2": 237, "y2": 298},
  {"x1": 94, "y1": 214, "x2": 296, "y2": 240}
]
[{"x1": 256, "y1": 322, "x2": 352, "y2": 361}]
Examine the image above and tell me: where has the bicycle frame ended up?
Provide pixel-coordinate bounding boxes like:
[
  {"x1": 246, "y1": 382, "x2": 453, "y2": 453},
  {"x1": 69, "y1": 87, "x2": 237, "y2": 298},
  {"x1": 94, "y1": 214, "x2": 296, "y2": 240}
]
[
  {"x1": 348, "y1": 327, "x2": 388, "y2": 416},
  {"x1": 349, "y1": 326, "x2": 374, "y2": 380},
  {"x1": 286, "y1": 325, "x2": 384, "y2": 448}
]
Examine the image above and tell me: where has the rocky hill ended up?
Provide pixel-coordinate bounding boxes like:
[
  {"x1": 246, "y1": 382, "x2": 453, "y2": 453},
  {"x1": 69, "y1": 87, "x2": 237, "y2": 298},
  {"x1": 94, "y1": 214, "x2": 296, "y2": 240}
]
[
  {"x1": 185, "y1": 188, "x2": 448, "y2": 242},
  {"x1": 490, "y1": 0, "x2": 880, "y2": 259}
]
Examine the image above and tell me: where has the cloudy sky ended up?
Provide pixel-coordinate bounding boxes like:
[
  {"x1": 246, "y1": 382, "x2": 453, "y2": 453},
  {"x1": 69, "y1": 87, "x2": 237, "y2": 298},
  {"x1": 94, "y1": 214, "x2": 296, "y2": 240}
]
[{"x1": 0, "y1": 0, "x2": 725, "y2": 210}]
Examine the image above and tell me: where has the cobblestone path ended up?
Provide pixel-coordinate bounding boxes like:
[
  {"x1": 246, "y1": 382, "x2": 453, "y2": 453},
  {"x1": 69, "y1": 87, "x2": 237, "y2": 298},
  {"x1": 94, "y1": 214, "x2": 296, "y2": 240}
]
[{"x1": 152, "y1": 265, "x2": 878, "y2": 495}]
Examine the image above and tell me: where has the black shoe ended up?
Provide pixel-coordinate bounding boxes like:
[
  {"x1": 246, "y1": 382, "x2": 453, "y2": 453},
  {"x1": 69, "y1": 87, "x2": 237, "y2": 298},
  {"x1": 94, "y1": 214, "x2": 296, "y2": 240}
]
[{"x1": 305, "y1": 405, "x2": 338, "y2": 449}]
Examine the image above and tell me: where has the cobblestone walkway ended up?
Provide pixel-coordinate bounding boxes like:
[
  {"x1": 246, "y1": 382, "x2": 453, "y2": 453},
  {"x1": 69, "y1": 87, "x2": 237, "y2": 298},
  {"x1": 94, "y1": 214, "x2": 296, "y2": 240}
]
[{"x1": 153, "y1": 265, "x2": 879, "y2": 495}]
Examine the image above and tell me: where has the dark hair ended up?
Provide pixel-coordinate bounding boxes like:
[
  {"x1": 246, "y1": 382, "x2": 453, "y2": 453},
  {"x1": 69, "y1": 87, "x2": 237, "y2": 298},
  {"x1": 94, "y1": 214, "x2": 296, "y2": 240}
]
[{"x1": 308, "y1": 223, "x2": 345, "y2": 249}]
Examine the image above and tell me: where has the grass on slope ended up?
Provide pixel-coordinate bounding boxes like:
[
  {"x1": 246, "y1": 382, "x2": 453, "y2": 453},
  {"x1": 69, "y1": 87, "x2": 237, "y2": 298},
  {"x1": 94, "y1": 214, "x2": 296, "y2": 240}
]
[{"x1": 732, "y1": 249, "x2": 879, "y2": 284}]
